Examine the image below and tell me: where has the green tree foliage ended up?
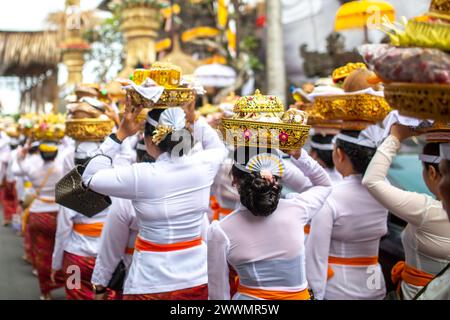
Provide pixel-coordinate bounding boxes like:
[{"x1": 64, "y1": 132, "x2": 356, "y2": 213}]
[{"x1": 85, "y1": 11, "x2": 123, "y2": 83}]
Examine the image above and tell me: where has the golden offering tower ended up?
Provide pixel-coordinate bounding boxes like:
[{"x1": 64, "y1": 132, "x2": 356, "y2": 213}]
[
  {"x1": 119, "y1": 1, "x2": 161, "y2": 77},
  {"x1": 61, "y1": 0, "x2": 90, "y2": 85}
]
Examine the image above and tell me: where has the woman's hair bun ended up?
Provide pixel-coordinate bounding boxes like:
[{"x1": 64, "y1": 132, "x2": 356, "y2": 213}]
[{"x1": 232, "y1": 166, "x2": 282, "y2": 217}]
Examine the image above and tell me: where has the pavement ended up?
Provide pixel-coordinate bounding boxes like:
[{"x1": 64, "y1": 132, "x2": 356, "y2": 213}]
[{"x1": 0, "y1": 215, "x2": 65, "y2": 300}]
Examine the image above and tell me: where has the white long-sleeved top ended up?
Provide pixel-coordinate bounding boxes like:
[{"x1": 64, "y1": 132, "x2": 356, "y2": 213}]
[
  {"x1": 12, "y1": 152, "x2": 64, "y2": 213},
  {"x1": 211, "y1": 157, "x2": 240, "y2": 212},
  {"x1": 416, "y1": 264, "x2": 450, "y2": 300},
  {"x1": 91, "y1": 198, "x2": 138, "y2": 287},
  {"x1": 92, "y1": 201, "x2": 211, "y2": 287},
  {"x1": 207, "y1": 151, "x2": 332, "y2": 300},
  {"x1": 326, "y1": 168, "x2": 342, "y2": 185},
  {"x1": 306, "y1": 174, "x2": 389, "y2": 300},
  {"x1": 5, "y1": 148, "x2": 25, "y2": 201},
  {"x1": 52, "y1": 205, "x2": 110, "y2": 270},
  {"x1": 11, "y1": 151, "x2": 40, "y2": 200},
  {"x1": 58, "y1": 145, "x2": 75, "y2": 175},
  {"x1": 11, "y1": 152, "x2": 41, "y2": 201},
  {"x1": 114, "y1": 134, "x2": 139, "y2": 166},
  {"x1": 362, "y1": 135, "x2": 450, "y2": 300},
  {"x1": 304, "y1": 167, "x2": 342, "y2": 245},
  {"x1": 82, "y1": 118, "x2": 228, "y2": 294},
  {"x1": 5, "y1": 148, "x2": 16, "y2": 183},
  {"x1": 53, "y1": 135, "x2": 140, "y2": 271},
  {"x1": 0, "y1": 132, "x2": 11, "y2": 182}
]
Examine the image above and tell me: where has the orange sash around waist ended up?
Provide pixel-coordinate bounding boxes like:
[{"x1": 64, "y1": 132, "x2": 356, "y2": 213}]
[
  {"x1": 327, "y1": 256, "x2": 378, "y2": 280},
  {"x1": 135, "y1": 236, "x2": 202, "y2": 252},
  {"x1": 391, "y1": 261, "x2": 434, "y2": 288},
  {"x1": 211, "y1": 196, "x2": 233, "y2": 221},
  {"x1": 328, "y1": 255, "x2": 379, "y2": 266},
  {"x1": 237, "y1": 284, "x2": 310, "y2": 300},
  {"x1": 125, "y1": 247, "x2": 135, "y2": 255},
  {"x1": 73, "y1": 223, "x2": 104, "y2": 237},
  {"x1": 36, "y1": 196, "x2": 56, "y2": 204},
  {"x1": 304, "y1": 224, "x2": 311, "y2": 235}
]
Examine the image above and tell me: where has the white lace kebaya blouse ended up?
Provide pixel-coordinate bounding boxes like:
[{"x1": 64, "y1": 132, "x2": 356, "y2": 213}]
[
  {"x1": 362, "y1": 135, "x2": 450, "y2": 300},
  {"x1": 82, "y1": 118, "x2": 228, "y2": 294},
  {"x1": 207, "y1": 151, "x2": 332, "y2": 300},
  {"x1": 306, "y1": 174, "x2": 389, "y2": 300}
]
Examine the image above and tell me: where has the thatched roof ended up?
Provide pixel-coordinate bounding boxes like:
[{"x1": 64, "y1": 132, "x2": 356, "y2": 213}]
[{"x1": 0, "y1": 31, "x2": 60, "y2": 77}]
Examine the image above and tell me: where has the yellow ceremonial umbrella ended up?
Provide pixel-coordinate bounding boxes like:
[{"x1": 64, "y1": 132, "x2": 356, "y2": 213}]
[{"x1": 334, "y1": 0, "x2": 396, "y2": 43}]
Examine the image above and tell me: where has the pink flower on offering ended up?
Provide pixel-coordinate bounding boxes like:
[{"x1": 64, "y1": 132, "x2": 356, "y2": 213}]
[
  {"x1": 243, "y1": 129, "x2": 252, "y2": 140},
  {"x1": 279, "y1": 132, "x2": 289, "y2": 142}
]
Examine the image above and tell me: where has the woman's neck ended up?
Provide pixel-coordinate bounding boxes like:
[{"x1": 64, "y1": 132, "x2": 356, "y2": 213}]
[{"x1": 339, "y1": 167, "x2": 359, "y2": 178}]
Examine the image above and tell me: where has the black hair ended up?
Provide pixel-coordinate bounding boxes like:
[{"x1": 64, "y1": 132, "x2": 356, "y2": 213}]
[
  {"x1": 311, "y1": 134, "x2": 334, "y2": 169},
  {"x1": 74, "y1": 158, "x2": 88, "y2": 166},
  {"x1": 137, "y1": 150, "x2": 154, "y2": 163},
  {"x1": 29, "y1": 146, "x2": 39, "y2": 154},
  {"x1": 194, "y1": 94, "x2": 203, "y2": 110},
  {"x1": 40, "y1": 150, "x2": 58, "y2": 162},
  {"x1": 335, "y1": 130, "x2": 376, "y2": 175},
  {"x1": 135, "y1": 139, "x2": 155, "y2": 163},
  {"x1": 445, "y1": 160, "x2": 450, "y2": 173},
  {"x1": 422, "y1": 142, "x2": 441, "y2": 174},
  {"x1": 231, "y1": 147, "x2": 282, "y2": 217},
  {"x1": 144, "y1": 109, "x2": 193, "y2": 157}
]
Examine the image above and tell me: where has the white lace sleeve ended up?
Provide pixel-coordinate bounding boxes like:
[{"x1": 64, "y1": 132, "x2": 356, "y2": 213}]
[{"x1": 207, "y1": 221, "x2": 231, "y2": 300}]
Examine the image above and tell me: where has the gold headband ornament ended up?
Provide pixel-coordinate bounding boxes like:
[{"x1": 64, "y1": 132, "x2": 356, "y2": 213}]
[
  {"x1": 146, "y1": 108, "x2": 187, "y2": 146},
  {"x1": 151, "y1": 125, "x2": 175, "y2": 145}
]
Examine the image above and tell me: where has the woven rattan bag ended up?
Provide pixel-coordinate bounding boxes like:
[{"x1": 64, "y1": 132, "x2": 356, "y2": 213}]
[{"x1": 55, "y1": 156, "x2": 112, "y2": 217}]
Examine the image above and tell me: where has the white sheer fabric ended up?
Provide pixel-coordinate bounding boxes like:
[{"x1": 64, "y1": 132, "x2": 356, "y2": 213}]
[
  {"x1": 53, "y1": 134, "x2": 141, "y2": 274},
  {"x1": 362, "y1": 135, "x2": 450, "y2": 299},
  {"x1": 13, "y1": 151, "x2": 63, "y2": 213},
  {"x1": 207, "y1": 151, "x2": 332, "y2": 300},
  {"x1": 4, "y1": 149, "x2": 25, "y2": 201},
  {"x1": 58, "y1": 145, "x2": 75, "y2": 175},
  {"x1": 211, "y1": 158, "x2": 240, "y2": 212},
  {"x1": 306, "y1": 175, "x2": 389, "y2": 300},
  {"x1": 326, "y1": 168, "x2": 342, "y2": 185},
  {"x1": 52, "y1": 206, "x2": 109, "y2": 270},
  {"x1": 91, "y1": 198, "x2": 138, "y2": 287},
  {"x1": 0, "y1": 132, "x2": 11, "y2": 182},
  {"x1": 416, "y1": 264, "x2": 450, "y2": 300},
  {"x1": 82, "y1": 118, "x2": 228, "y2": 294},
  {"x1": 304, "y1": 167, "x2": 342, "y2": 245}
]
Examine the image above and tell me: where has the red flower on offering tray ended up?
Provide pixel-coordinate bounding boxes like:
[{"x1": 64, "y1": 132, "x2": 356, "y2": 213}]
[{"x1": 279, "y1": 132, "x2": 289, "y2": 142}]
